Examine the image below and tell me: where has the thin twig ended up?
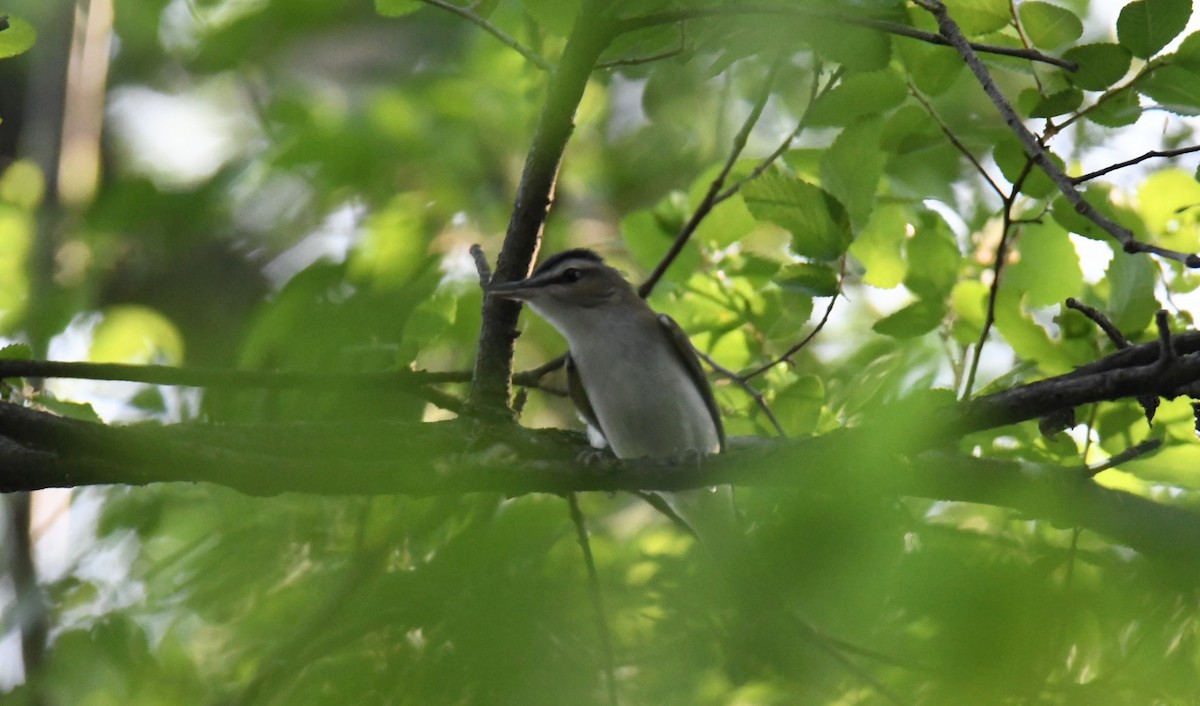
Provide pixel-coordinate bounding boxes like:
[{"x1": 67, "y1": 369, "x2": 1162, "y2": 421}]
[
  {"x1": 1065, "y1": 298, "x2": 1129, "y2": 348},
  {"x1": 566, "y1": 493, "x2": 619, "y2": 706},
  {"x1": 1084, "y1": 438, "x2": 1162, "y2": 477},
  {"x1": 470, "y1": 243, "x2": 492, "y2": 289},
  {"x1": 416, "y1": 0, "x2": 550, "y2": 71},
  {"x1": 695, "y1": 350, "x2": 787, "y2": 438},
  {"x1": 915, "y1": 0, "x2": 1200, "y2": 269},
  {"x1": 617, "y1": 5, "x2": 1075, "y2": 70},
  {"x1": 713, "y1": 64, "x2": 842, "y2": 206},
  {"x1": 637, "y1": 56, "x2": 782, "y2": 298},
  {"x1": 1072, "y1": 145, "x2": 1200, "y2": 185},
  {"x1": 963, "y1": 158, "x2": 1034, "y2": 398},
  {"x1": 909, "y1": 81, "x2": 1005, "y2": 201},
  {"x1": 741, "y1": 258, "x2": 844, "y2": 381}
]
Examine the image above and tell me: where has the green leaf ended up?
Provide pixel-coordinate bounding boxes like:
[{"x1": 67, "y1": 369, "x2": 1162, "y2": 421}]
[
  {"x1": 774, "y1": 263, "x2": 840, "y2": 297},
  {"x1": 1004, "y1": 221, "x2": 1083, "y2": 308},
  {"x1": 374, "y1": 0, "x2": 422, "y2": 17},
  {"x1": 1106, "y1": 252, "x2": 1158, "y2": 334},
  {"x1": 807, "y1": 70, "x2": 907, "y2": 127},
  {"x1": 0, "y1": 16, "x2": 36, "y2": 59},
  {"x1": 1176, "y1": 30, "x2": 1200, "y2": 69},
  {"x1": 992, "y1": 288, "x2": 1074, "y2": 374},
  {"x1": 1137, "y1": 168, "x2": 1200, "y2": 237},
  {"x1": 1117, "y1": 0, "x2": 1192, "y2": 59},
  {"x1": 849, "y1": 204, "x2": 909, "y2": 288},
  {"x1": 742, "y1": 174, "x2": 853, "y2": 261},
  {"x1": 0, "y1": 342, "x2": 31, "y2": 360},
  {"x1": 772, "y1": 375, "x2": 825, "y2": 437},
  {"x1": 1020, "y1": 88, "x2": 1084, "y2": 118},
  {"x1": 91, "y1": 305, "x2": 185, "y2": 364},
  {"x1": 945, "y1": 0, "x2": 1011, "y2": 36},
  {"x1": 1062, "y1": 43, "x2": 1132, "y2": 91},
  {"x1": 522, "y1": 0, "x2": 582, "y2": 35},
  {"x1": 1138, "y1": 64, "x2": 1200, "y2": 115},
  {"x1": 820, "y1": 117, "x2": 885, "y2": 230},
  {"x1": 872, "y1": 300, "x2": 946, "y2": 338},
  {"x1": 1019, "y1": 2, "x2": 1083, "y2": 50},
  {"x1": 994, "y1": 137, "x2": 1062, "y2": 198},
  {"x1": 1085, "y1": 88, "x2": 1142, "y2": 126},
  {"x1": 904, "y1": 215, "x2": 961, "y2": 300}
]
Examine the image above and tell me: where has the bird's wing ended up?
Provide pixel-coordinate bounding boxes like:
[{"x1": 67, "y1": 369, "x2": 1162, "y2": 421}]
[
  {"x1": 566, "y1": 352, "x2": 607, "y2": 441},
  {"x1": 657, "y1": 314, "x2": 726, "y2": 452}
]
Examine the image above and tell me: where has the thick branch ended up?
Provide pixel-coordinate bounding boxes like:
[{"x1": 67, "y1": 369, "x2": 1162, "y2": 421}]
[{"x1": 465, "y1": 2, "x2": 616, "y2": 417}]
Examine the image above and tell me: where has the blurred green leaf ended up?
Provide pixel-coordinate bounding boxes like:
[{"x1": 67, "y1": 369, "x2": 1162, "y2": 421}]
[
  {"x1": 849, "y1": 203, "x2": 909, "y2": 289},
  {"x1": 91, "y1": 305, "x2": 185, "y2": 365},
  {"x1": 0, "y1": 15, "x2": 36, "y2": 59},
  {"x1": 374, "y1": 0, "x2": 422, "y2": 17},
  {"x1": 820, "y1": 117, "x2": 885, "y2": 230},
  {"x1": 872, "y1": 299, "x2": 946, "y2": 338},
  {"x1": 1005, "y1": 221, "x2": 1083, "y2": 308},
  {"x1": 1019, "y1": 2, "x2": 1083, "y2": 49},
  {"x1": 806, "y1": 69, "x2": 907, "y2": 127},
  {"x1": 774, "y1": 262, "x2": 839, "y2": 297},
  {"x1": 1106, "y1": 250, "x2": 1159, "y2": 334}
]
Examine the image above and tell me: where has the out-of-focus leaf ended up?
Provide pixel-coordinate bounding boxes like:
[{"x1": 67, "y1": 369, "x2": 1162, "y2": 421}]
[
  {"x1": 1117, "y1": 0, "x2": 1192, "y2": 58},
  {"x1": 0, "y1": 16, "x2": 36, "y2": 59},
  {"x1": 872, "y1": 299, "x2": 945, "y2": 338},
  {"x1": 1106, "y1": 250, "x2": 1159, "y2": 334},
  {"x1": 1005, "y1": 221, "x2": 1083, "y2": 308},
  {"x1": 1019, "y1": 2, "x2": 1083, "y2": 49},
  {"x1": 742, "y1": 174, "x2": 853, "y2": 261},
  {"x1": 774, "y1": 262, "x2": 840, "y2": 297},
  {"x1": 904, "y1": 215, "x2": 961, "y2": 300},
  {"x1": 374, "y1": 0, "x2": 422, "y2": 17},
  {"x1": 820, "y1": 117, "x2": 885, "y2": 230},
  {"x1": 806, "y1": 69, "x2": 907, "y2": 127},
  {"x1": 850, "y1": 203, "x2": 908, "y2": 289},
  {"x1": 1063, "y1": 43, "x2": 1132, "y2": 91},
  {"x1": 91, "y1": 305, "x2": 185, "y2": 364},
  {"x1": 0, "y1": 159, "x2": 45, "y2": 209},
  {"x1": 522, "y1": 0, "x2": 582, "y2": 35},
  {"x1": 1020, "y1": 87, "x2": 1084, "y2": 118},
  {"x1": 943, "y1": 0, "x2": 1010, "y2": 35},
  {"x1": 772, "y1": 375, "x2": 825, "y2": 436}
]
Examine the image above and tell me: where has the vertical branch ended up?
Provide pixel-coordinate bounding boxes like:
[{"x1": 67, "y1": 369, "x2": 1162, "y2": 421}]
[{"x1": 465, "y1": 2, "x2": 617, "y2": 418}]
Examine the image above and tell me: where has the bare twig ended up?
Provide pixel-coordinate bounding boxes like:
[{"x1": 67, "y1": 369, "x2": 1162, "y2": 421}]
[
  {"x1": 915, "y1": 0, "x2": 1200, "y2": 269},
  {"x1": 617, "y1": 4, "x2": 1076, "y2": 70},
  {"x1": 741, "y1": 258, "x2": 844, "y2": 381},
  {"x1": 1072, "y1": 145, "x2": 1200, "y2": 185},
  {"x1": 1085, "y1": 437, "x2": 1162, "y2": 477},
  {"x1": 638, "y1": 57, "x2": 782, "y2": 298},
  {"x1": 1065, "y1": 298, "x2": 1129, "y2": 349},
  {"x1": 909, "y1": 81, "x2": 1005, "y2": 201},
  {"x1": 470, "y1": 243, "x2": 492, "y2": 289},
  {"x1": 694, "y1": 349, "x2": 787, "y2": 438},
  {"x1": 416, "y1": 0, "x2": 550, "y2": 71}
]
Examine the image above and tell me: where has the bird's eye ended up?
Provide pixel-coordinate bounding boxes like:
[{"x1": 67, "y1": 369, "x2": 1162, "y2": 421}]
[{"x1": 561, "y1": 267, "x2": 582, "y2": 283}]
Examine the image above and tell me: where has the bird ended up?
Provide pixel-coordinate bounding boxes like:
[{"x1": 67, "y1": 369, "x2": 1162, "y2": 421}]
[{"x1": 488, "y1": 248, "x2": 724, "y2": 460}]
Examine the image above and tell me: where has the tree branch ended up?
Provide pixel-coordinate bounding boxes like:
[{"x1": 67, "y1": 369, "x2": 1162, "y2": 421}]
[
  {"x1": 466, "y1": 1, "x2": 617, "y2": 417},
  {"x1": 914, "y1": 0, "x2": 1200, "y2": 269},
  {"x1": 416, "y1": 0, "x2": 550, "y2": 71}
]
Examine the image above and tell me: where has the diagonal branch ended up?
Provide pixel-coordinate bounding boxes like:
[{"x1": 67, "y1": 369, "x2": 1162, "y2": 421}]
[
  {"x1": 416, "y1": 0, "x2": 550, "y2": 70},
  {"x1": 914, "y1": 0, "x2": 1200, "y2": 269}
]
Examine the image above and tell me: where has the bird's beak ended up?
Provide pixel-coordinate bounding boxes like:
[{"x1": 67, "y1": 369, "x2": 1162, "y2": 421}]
[{"x1": 488, "y1": 279, "x2": 537, "y2": 301}]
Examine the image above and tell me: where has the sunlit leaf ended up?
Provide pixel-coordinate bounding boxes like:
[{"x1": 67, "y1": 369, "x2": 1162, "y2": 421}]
[
  {"x1": 849, "y1": 203, "x2": 908, "y2": 289},
  {"x1": 0, "y1": 16, "x2": 36, "y2": 59},
  {"x1": 1106, "y1": 250, "x2": 1159, "y2": 334},
  {"x1": 774, "y1": 262, "x2": 839, "y2": 297},
  {"x1": 742, "y1": 174, "x2": 853, "y2": 261},
  {"x1": 90, "y1": 305, "x2": 185, "y2": 364},
  {"x1": 1005, "y1": 221, "x2": 1083, "y2": 308},
  {"x1": 1117, "y1": 0, "x2": 1192, "y2": 58}
]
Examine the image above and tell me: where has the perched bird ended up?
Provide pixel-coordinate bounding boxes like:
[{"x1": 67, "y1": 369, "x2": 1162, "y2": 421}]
[{"x1": 489, "y1": 248, "x2": 724, "y2": 460}]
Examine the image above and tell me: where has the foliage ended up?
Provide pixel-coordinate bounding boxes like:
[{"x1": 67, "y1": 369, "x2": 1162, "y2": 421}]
[{"x1": 2, "y1": 0, "x2": 1200, "y2": 704}]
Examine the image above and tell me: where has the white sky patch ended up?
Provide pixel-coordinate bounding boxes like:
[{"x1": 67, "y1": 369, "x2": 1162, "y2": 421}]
[
  {"x1": 107, "y1": 82, "x2": 258, "y2": 189},
  {"x1": 262, "y1": 202, "x2": 363, "y2": 288},
  {"x1": 1070, "y1": 234, "x2": 1114, "y2": 284}
]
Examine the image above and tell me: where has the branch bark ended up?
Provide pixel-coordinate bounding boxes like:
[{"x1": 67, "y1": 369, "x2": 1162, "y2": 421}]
[{"x1": 465, "y1": 2, "x2": 617, "y2": 419}]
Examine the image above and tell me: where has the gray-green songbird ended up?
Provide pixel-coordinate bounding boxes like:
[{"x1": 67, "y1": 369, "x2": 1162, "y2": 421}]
[{"x1": 489, "y1": 249, "x2": 724, "y2": 459}]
